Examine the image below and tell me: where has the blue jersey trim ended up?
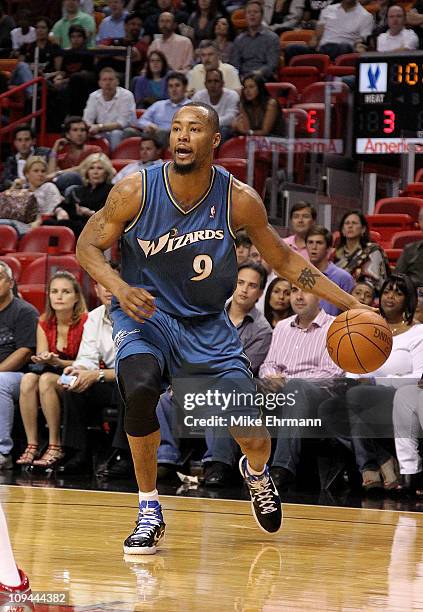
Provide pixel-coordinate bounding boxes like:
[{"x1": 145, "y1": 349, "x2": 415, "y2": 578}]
[
  {"x1": 124, "y1": 169, "x2": 147, "y2": 233},
  {"x1": 225, "y1": 173, "x2": 237, "y2": 241},
  {"x1": 162, "y1": 162, "x2": 216, "y2": 215}
]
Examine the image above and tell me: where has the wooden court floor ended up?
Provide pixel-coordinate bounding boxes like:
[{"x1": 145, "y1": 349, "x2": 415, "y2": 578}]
[{"x1": 2, "y1": 485, "x2": 423, "y2": 611}]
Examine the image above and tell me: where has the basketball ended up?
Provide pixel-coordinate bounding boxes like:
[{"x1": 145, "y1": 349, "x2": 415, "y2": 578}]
[{"x1": 326, "y1": 309, "x2": 393, "y2": 374}]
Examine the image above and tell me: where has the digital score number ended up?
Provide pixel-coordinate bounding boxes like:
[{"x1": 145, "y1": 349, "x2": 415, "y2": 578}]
[{"x1": 354, "y1": 52, "x2": 423, "y2": 155}]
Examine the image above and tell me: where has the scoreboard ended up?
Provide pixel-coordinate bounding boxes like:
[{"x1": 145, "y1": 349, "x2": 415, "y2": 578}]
[{"x1": 354, "y1": 52, "x2": 423, "y2": 155}]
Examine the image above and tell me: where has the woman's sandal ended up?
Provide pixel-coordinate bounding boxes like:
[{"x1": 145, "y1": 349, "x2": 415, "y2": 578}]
[
  {"x1": 362, "y1": 469, "x2": 383, "y2": 490},
  {"x1": 16, "y1": 444, "x2": 39, "y2": 466},
  {"x1": 380, "y1": 457, "x2": 401, "y2": 490},
  {"x1": 32, "y1": 445, "x2": 65, "y2": 470}
]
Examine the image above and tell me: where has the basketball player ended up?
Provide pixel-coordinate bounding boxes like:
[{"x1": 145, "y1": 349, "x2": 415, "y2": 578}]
[
  {"x1": 0, "y1": 504, "x2": 32, "y2": 605},
  {"x1": 76, "y1": 102, "x2": 368, "y2": 554}
]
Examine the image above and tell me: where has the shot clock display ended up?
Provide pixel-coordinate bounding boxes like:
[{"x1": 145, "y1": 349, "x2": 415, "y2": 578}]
[{"x1": 354, "y1": 52, "x2": 423, "y2": 155}]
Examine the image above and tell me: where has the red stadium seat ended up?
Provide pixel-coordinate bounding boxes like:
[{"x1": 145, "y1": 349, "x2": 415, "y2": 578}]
[
  {"x1": 0, "y1": 225, "x2": 18, "y2": 254},
  {"x1": 390, "y1": 230, "x2": 423, "y2": 249},
  {"x1": 326, "y1": 65, "x2": 356, "y2": 78},
  {"x1": 0, "y1": 255, "x2": 21, "y2": 281},
  {"x1": 399, "y1": 182, "x2": 423, "y2": 198},
  {"x1": 215, "y1": 157, "x2": 269, "y2": 199},
  {"x1": 11, "y1": 252, "x2": 46, "y2": 276},
  {"x1": 366, "y1": 213, "x2": 415, "y2": 246},
  {"x1": 334, "y1": 53, "x2": 360, "y2": 66},
  {"x1": 384, "y1": 248, "x2": 403, "y2": 268},
  {"x1": 219, "y1": 136, "x2": 248, "y2": 159},
  {"x1": 111, "y1": 137, "x2": 142, "y2": 160},
  {"x1": 18, "y1": 226, "x2": 75, "y2": 254},
  {"x1": 112, "y1": 159, "x2": 136, "y2": 172},
  {"x1": 290, "y1": 54, "x2": 331, "y2": 77},
  {"x1": 278, "y1": 66, "x2": 320, "y2": 94},
  {"x1": 374, "y1": 197, "x2": 423, "y2": 221},
  {"x1": 280, "y1": 29, "x2": 314, "y2": 49},
  {"x1": 294, "y1": 81, "x2": 349, "y2": 138},
  {"x1": 20, "y1": 254, "x2": 84, "y2": 285},
  {"x1": 87, "y1": 138, "x2": 110, "y2": 156},
  {"x1": 18, "y1": 284, "x2": 46, "y2": 314},
  {"x1": 265, "y1": 82, "x2": 298, "y2": 108}
]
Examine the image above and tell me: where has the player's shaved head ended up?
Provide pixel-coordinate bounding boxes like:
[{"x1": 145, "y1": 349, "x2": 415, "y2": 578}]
[{"x1": 178, "y1": 102, "x2": 219, "y2": 133}]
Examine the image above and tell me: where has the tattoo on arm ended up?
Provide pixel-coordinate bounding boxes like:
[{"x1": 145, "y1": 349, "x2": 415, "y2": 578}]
[{"x1": 297, "y1": 267, "x2": 320, "y2": 290}]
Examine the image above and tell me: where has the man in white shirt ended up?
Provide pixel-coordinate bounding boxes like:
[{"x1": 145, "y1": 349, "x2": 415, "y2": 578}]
[
  {"x1": 316, "y1": 0, "x2": 374, "y2": 58},
  {"x1": 58, "y1": 280, "x2": 120, "y2": 474},
  {"x1": 148, "y1": 12, "x2": 193, "y2": 73},
  {"x1": 83, "y1": 67, "x2": 136, "y2": 151},
  {"x1": 377, "y1": 5, "x2": 419, "y2": 52},
  {"x1": 187, "y1": 40, "x2": 241, "y2": 96},
  {"x1": 192, "y1": 69, "x2": 239, "y2": 142},
  {"x1": 113, "y1": 137, "x2": 163, "y2": 184}
]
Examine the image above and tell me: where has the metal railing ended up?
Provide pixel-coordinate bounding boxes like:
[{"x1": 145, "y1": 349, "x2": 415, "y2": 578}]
[{"x1": 0, "y1": 76, "x2": 47, "y2": 145}]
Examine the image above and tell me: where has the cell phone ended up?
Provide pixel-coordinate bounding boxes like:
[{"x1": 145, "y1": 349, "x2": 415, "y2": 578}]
[{"x1": 59, "y1": 374, "x2": 77, "y2": 387}]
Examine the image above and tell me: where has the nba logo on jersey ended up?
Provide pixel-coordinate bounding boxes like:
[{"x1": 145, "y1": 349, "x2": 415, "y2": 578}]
[
  {"x1": 359, "y1": 63, "x2": 387, "y2": 93},
  {"x1": 210, "y1": 206, "x2": 216, "y2": 219}
]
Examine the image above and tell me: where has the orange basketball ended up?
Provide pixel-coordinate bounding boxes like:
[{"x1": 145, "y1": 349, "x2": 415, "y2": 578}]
[{"x1": 326, "y1": 309, "x2": 393, "y2": 374}]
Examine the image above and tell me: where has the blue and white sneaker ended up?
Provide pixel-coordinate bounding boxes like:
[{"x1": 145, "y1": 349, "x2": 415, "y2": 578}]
[
  {"x1": 123, "y1": 500, "x2": 166, "y2": 555},
  {"x1": 239, "y1": 456, "x2": 282, "y2": 534}
]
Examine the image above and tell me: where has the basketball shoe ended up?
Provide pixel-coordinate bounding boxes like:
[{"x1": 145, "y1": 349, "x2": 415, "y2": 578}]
[
  {"x1": 123, "y1": 500, "x2": 166, "y2": 555},
  {"x1": 0, "y1": 568, "x2": 34, "y2": 611},
  {"x1": 239, "y1": 456, "x2": 282, "y2": 534}
]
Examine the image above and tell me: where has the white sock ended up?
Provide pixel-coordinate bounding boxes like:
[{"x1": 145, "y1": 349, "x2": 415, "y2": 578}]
[
  {"x1": 246, "y1": 461, "x2": 265, "y2": 477},
  {"x1": 0, "y1": 504, "x2": 21, "y2": 587},
  {"x1": 139, "y1": 489, "x2": 159, "y2": 504}
]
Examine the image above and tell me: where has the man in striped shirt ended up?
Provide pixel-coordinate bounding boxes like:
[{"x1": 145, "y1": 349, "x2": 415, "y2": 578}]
[{"x1": 259, "y1": 285, "x2": 344, "y2": 489}]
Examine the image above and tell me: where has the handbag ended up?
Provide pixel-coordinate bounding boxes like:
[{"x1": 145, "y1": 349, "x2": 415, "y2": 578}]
[{"x1": 0, "y1": 189, "x2": 38, "y2": 223}]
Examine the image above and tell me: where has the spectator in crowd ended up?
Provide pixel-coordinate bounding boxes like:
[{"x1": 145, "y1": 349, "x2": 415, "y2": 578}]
[
  {"x1": 368, "y1": 0, "x2": 393, "y2": 48},
  {"x1": 283, "y1": 201, "x2": 316, "y2": 258},
  {"x1": 193, "y1": 69, "x2": 239, "y2": 142},
  {"x1": 377, "y1": 4, "x2": 419, "y2": 50},
  {"x1": 285, "y1": 0, "x2": 374, "y2": 63},
  {"x1": 83, "y1": 67, "x2": 137, "y2": 150},
  {"x1": 132, "y1": 50, "x2": 169, "y2": 109},
  {"x1": 300, "y1": 0, "x2": 333, "y2": 31},
  {"x1": 128, "y1": 71, "x2": 190, "y2": 147},
  {"x1": 2, "y1": 157, "x2": 64, "y2": 234},
  {"x1": 96, "y1": 0, "x2": 128, "y2": 43},
  {"x1": 232, "y1": 73, "x2": 285, "y2": 137},
  {"x1": 263, "y1": 277, "x2": 293, "y2": 328},
  {"x1": 186, "y1": 0, "x2": 221, "y2": 48},
  {"x1": 0, "y1": 1, "x2": 15, "y2": 56},
  {"x1": 395, "y1": 208, "x2": 423, "y2": 288},
  {"x1": 97, "y1": 12, "x2": 148, "y2": 78},
  {"x1": 155, "y1": 262, "x2": 272, "y2": 485},
  {"x1": 57, "y1": 279, "x2": 119, "y2": 474},
  {"x1": 393, "y1": 376, "x2": 423, "y2": 496},
  {"x1": 260, "y1": 285, "x2": 343, "y2": 490},
  {"x1": 17, "y1": 271, "x2": 88, "y2": 470},
  {"x1": 187, "y1": 40, "x2": 241, "y2": 95},
  {"x1": 350, "y1": 278, "x2": 377, "y2": 306},
  {"x1": 306, "y1": 225, "x2": 355, "y2": 316},
  {"x1": 10, "y1": 9, "x2": 35, "y2": 51},
  {"x1": 148, "y1": 12, "x2": 194, "y2": 73},
  {"x1": 142, "y1": 0, "x2": 189, "y2": 43},
  {"x1": 235, "y1": 230, "x2": 252, "y2": 264},
  {"x1": 212, "y1": 16, "x2": 234, "y2": 64},
  {"x1": 229, "y1": 0, "x2": 280, "y2": 81},
  {"x1": 0, "y1": 261, "x2": 38, "y2": 469},
  {"x1": 58, "y1": 153, "x2": 114, "y2": 236},
  {"x1": 334, "y1": 210, "x2": 390, "y2": 291},
  {"x1": 267, "y1": 0, "x2": 305, "y2": 34},
  {"x1": 315, "y1": 0, "x2": 373, "y2": 57},
  {"x1": 0, "y1": 125, "x2": 50, "y2": 192},
  {"x1": 47, "y1": 116, "x2": 102, "y2": 192},
  {"x1": 327, "y1": 273, "x2": 423, "y2": 490},
  {"x1": 52, "y1": 0, "x2": 96, "y2": 48},
  {"x1": 113, "y1": 137, "x2": 162, "y2": 183},
  {"x1": 406, "y1": 0, "x2": 423, "y2": 47},
  {"x1": 52, "y1": 25, "x2": 97, "y2": 119},
  {"x1": 10, "y1": 17, "x2": 62, "y2": 93}
]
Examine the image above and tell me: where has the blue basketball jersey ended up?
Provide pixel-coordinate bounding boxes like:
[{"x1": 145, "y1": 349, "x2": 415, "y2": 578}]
[{"x1": 116, "y1": 162, "x2": 238, "y2": 318}]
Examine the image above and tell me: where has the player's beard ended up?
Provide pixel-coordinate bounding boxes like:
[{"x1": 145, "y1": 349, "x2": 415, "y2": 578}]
[{"x1": 173, "y1": 159, "x2": 197, "y2": 174}]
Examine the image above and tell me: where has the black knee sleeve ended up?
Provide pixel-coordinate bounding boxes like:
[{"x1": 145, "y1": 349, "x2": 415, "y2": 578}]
[{"x1": 118, "y1": 354, "x2": 162, "y2": 437}]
